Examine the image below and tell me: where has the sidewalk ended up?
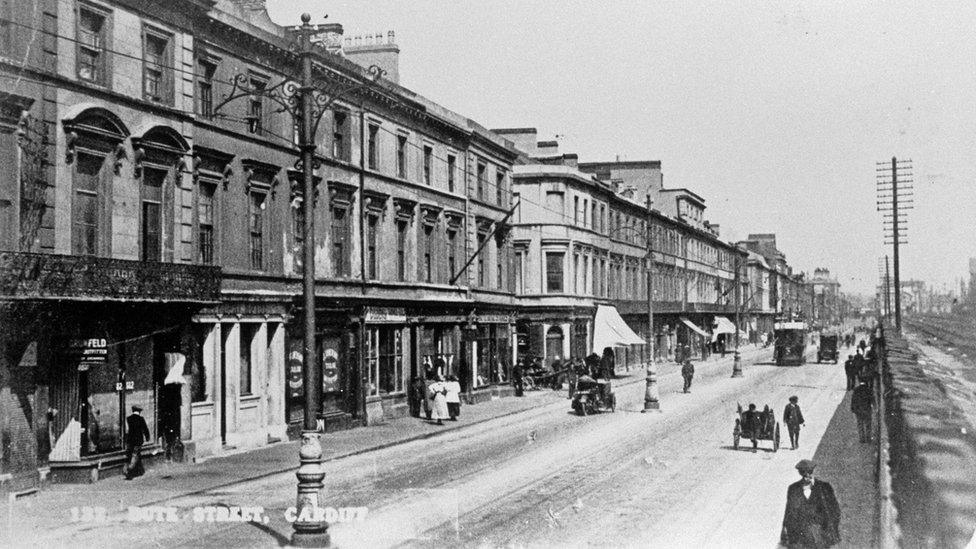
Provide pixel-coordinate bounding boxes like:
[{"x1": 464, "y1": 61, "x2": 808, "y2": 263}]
[{"x1": 1, "y1": 345, "x2": 771, "y2": 542}]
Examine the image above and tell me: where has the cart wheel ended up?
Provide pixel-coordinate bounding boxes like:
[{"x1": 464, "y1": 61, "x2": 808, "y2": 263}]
[
  {"x1": 774, "y1": 423, "x2": 781, "y2": 452},
  {"x1": 733, "y1": 433, "x2": 740, "y2": 450},
  {"x1": 579, "y1": 400, "x2": 588, "y2": 416}
]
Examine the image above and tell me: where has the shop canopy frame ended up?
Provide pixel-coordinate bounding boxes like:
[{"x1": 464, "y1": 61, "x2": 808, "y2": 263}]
[{"x1": 591, "y1": 305, "x2": 645, "y2": 354}]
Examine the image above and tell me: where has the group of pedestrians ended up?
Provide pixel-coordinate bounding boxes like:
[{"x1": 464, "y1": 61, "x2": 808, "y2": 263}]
[{"x1": 410, "y1": 372, "x2": 462, "y2": 425}]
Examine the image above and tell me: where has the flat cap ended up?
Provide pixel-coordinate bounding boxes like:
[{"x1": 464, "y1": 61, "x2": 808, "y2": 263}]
[
  {"x1": 795, "y1": 459, "x2": 815, "y2": 472},
  {"x1": 132, "y1": 405, "x2": 143, "y2": 412}
]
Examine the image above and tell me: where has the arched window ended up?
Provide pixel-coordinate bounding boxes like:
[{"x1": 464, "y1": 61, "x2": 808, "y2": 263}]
[
  {"x1": 132, "y1": 126, "x2": 188, "y2": 262},
  {"x1": 62, "y1": 108, "x2": 129, "y2": 256}
]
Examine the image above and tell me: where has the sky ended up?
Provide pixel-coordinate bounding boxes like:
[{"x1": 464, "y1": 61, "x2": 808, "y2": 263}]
[{"x1": 267, "y1": 1, "x2": 976, "y2": 297}]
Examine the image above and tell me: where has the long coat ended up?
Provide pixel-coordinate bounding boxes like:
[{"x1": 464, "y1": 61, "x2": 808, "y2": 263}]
[
  {"x1": 783, "y1": 403, "x2": 805, "y2": 428},
  {"x1": 429, "y1": 381, "x2": 450, "y2": 420},
  {"x1": 781, "y1": 479, "x2": 841, "y2": 548}
]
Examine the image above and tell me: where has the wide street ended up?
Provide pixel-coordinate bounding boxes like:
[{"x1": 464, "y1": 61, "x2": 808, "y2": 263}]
[{"x1": 15, "y1": 344, "x2": 875, "y2": 549}]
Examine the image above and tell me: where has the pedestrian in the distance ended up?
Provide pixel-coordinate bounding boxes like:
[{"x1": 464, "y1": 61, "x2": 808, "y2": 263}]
[
  {"x1": 124, "y1": 405, "x2": 150, "y2": 480},
  {"x1": 445, "y1": 375, "x2": 462, "y2": 421},
  {"x1": 742, "y1": 403, "x2": 760, "y2": 452},
  {"x1": 512, "y1": 359, "x2": 525, "y2": 397},
  {"x1": 409, "y1": 376, "x2": 425, "y2": 418},
  {"x1": 851, "y1": 379, "x2": 874, "y2": 443},
  {"x1": 429, "y1": 376, "x2": 449, "y2": 426},
  {"x1": 843, "y1": 355, "x2": 857, "y2": 390},
  {"x1": 681, "y1": 359, "x2": 695, "y2": 393},
  {"x1": 781, "y1": 459, "x2": 841, "y2": 548},
  {"x1": 783, "y1": 396, "x2": 805, "y2": 450}
]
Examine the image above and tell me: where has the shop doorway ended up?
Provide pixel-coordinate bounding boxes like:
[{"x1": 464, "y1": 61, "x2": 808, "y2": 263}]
[
  {"x1": 320, "y1": 333, "x2": 346, "y2": 415},
  {"x1": 545, "y1": 325, "x2": 564, "y2": 367}
]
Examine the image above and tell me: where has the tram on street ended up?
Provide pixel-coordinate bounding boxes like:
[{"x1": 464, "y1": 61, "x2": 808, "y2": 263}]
[{"x1": 774, "y1": 321, "x2": 808, "y2": 366}]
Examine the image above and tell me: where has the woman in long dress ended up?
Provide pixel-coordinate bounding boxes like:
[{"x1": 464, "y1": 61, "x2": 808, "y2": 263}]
[{"x1": 429, "y1": 376, "x2": 449, "y2": 425}]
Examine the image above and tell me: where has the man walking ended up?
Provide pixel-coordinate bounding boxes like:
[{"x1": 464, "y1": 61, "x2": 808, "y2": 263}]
[
  {"x1": 851, "y1": 379, "x2": 874, "y2": 443},
  {"x1": 781, "y1": 459, "x2": 841, "y2": 548},
  {"x1": 783, "y1": 396, "x2": 805, "y2": 450},
  {"x1": 124, "y1": 405, "x2": 150, "y2": 480},
  {"x1": 681, "y1": 359, "x2": 695, "y2": 393},
  {"x1": 843, "y1": 355, "x2": 857, "y2": 390}
]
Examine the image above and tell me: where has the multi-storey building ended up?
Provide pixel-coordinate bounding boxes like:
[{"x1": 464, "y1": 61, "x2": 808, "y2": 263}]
[
  {"x1": 0, "y1": 0, "x2": 520, "y2": 492},
  {"x1": 809, "y1": 268, "x2": 841, "y2": 325}
]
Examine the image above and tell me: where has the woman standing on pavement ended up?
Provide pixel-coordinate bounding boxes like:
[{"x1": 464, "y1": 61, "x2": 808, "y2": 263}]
[
  {"x1": 445, "y1": 375, "x2": 462, "y2": 421},
  {"x1": 429, "y1": 375, "x2": 450, "y2": 425}
]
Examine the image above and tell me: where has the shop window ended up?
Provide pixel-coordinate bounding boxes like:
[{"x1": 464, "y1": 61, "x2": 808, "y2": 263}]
[
  {"x1": 366, "y1": 327, "x2": 403, "y2": 396},
  {"x1": 72, "y1": 152, "x2": 103, "y2": 256},
  {"x1": 141, "y1": 167, "x2": 165, "y2": 261},
  {"x1": 77, "y1": 5, "x2": 108, "y2": 85},
  {"x1": 198, "y1": 181, "x2": 215, "y2": 264},
  {"x1": 545, "y1": 251, "x2": 564, "y2": 293},
  {"x1": 239, "y1": 324, "x2": 257, "y2": 396},
  {"x1": 190, "y1": 324, "x2": 210, "y2": 402}
]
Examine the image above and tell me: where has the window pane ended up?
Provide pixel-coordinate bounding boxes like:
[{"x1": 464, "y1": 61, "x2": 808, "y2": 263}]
[
  {"x1": 546, "y1": 252, "x2": 564, "y2": 292},
  {"x1": 142, "y1": 202, "x2": 160, "y2": 261}
]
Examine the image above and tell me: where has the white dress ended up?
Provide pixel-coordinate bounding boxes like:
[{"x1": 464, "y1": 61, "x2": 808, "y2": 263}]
[{"x1": 429, "y1": 381, "x2": 449, "y2": 420}]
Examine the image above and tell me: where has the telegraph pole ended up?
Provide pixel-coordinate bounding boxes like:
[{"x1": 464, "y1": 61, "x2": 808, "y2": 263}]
[
  {"x1": 885, "y1": 256, "x2": 892, "y2": 322},
  {"x1": 642, "y1": 194, "x2": 660, "y2": 412},
  {"x1": 877, "y1": 157, "x2": 912, "y2": 334}
]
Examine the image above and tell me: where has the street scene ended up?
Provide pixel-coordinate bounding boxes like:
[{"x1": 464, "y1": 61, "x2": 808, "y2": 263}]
[{"x1": 2, "y1": 1, "x2": 976, "y2": 548}]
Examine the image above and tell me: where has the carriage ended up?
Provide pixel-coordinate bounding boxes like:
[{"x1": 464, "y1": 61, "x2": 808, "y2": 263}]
[
  {"x1": 732, "y1": 402, "x2": 781, "y2": 451},
  {"x1": 774, "y1": 321, "x2": 808, "y2": 366},
  {"x1": 817, "y1": 334, "x2": 839, "y2": 364},
  {"x1": 571, "y1": 376, "x2": 616, "y2": 415}
]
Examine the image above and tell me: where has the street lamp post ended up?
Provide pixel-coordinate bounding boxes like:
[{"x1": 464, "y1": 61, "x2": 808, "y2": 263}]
[
  {"x1": 731, "y1": 251, "x2": 743, "y2": 377},
  {"x1": 210, "y1": 14, "x2": 385, "y2": 547},
  {"x1": 642, "y1": 194, "x2": 660, "y2": 411}
]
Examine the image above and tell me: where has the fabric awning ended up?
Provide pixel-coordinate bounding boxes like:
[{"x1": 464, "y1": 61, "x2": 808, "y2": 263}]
[
  {"x1": 712, "y1": 316, "x2": 736, "y2": 334},
  {"x1": 163, "y1": 352, "x2": 186, "y2": 385},
  {"x1": 592, "y1": 305, "x2": 645, "y2": 353},
  {"x1": 680, "y1": 317, "x2": 710, "y2": 338}
]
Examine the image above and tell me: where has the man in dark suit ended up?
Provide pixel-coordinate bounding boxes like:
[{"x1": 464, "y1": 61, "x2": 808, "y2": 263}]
[
  {"x1": 124, "y1": 405, "x2": 151, "y2": 480},
  {"x1": 783, "y1": 396, "x2": 805, "y2": 450},
  {"x1": 781, "y1": 460, "x2": 841, "y2": 548},
  {"x1": 851, "y1": 379, "x2": 875, "y2": 443}
]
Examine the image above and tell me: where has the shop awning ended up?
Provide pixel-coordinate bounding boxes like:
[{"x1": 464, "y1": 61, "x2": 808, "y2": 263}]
[
  {"x1": 680, "y1": 317, "x2": 710, "y2": 338},
  {"x1": 163, "y1": 352, "x2": 186, "y2": 385},
  {"x1": 592, "y1": 305, "x2": 645, "y2": 353}
]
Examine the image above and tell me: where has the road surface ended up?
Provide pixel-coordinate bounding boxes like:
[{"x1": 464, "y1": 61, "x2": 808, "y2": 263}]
[{"x1": 28, "y1": 347, "x2": 854, "y2": 548}]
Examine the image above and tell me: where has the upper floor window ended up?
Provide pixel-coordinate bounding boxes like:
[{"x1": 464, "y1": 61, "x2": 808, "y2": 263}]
[
  {"x1": 423, "y1": 145, "x2": 432, "y2": 185},
  {"x1": 599, "y1": 204, "x2": 606, "y2": 233},
  {"x1": 196, "y1": 58, "x2": 216, "y2": 117},
  {"x1": 77, "y1": 5, "x2": 108, "y2": 85},
  {"x1": 247, "y1": 75, "x2": 267, "y2": 135},
  {"x1": 476, "y1": 161, "x2": 487, "y2": 201},
  {"x1": 396, "y1": 134, "x2": 408, "y2": 179},
  {"x1": 574, "y1": 196, "x2": 580, "y2": 225},
  {"x1": 496, "y1": 170, "x2": 505, "y2": 206},
  {"x1": 423, "y1": 225, "x2": 433, "y2": 282},
  {"x1": 447, "y1": 229, "x2": 458, "y2": 281},
  {"x1": 546, "y1": 191, "x2": 564, "y2": 219},
  {"x1": 447, "y1": 155, "x2": 456, "y2": 192},
  {"x1": 367, "y1": 124, "x2": 379, "y2": 170},
  {"x1": 546, "y1": 251, "x2": 564, "y2": 293},
  {"x1": 477, "y1": 233, "x2": 486, "y2": 287},
  {"x1": 332, "y1": 111, "x2": 350, "y2": 161},
  {"x1": 198, "y1": 182, "x2": 215, "y2": 264},
  {"x1": 72, "y1": 152, "x2": 104, "y2": 256},
  {"x1": 396, "y1": 221, "x2": 407, "y2": 281},
  {"x1": 142, "y1": 29, "x2": 172, "y2": 104},
  {"x1": 514, "y1": 249, "x2": 525, "y2": 294},
  {"x1": 331, "y1": 207, "x2": 350, "y2": 277},
  {"x1": 141, "y1": 167, "x2": 166, "y2": 261},
  {"x1": 366, "y1": 214, "x2": 378, "y2": 279},
  {"x1": 249, "y1": 191, "x2": 266, "y2": 270}
]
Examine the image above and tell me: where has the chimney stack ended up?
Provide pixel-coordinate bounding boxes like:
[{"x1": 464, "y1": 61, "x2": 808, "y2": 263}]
[{"x1": 344, "y1": 29, "x2": 400, "y2": 84}]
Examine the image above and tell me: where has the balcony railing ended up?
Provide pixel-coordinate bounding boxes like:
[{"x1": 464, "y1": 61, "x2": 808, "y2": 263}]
[{"x1": 0, "y1": 252, "x2": 221, "y2": 302}]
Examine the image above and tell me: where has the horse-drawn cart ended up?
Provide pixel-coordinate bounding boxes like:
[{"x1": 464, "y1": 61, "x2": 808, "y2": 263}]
[{"x1": 732, "y1": 403, "x2": 781, "y2": 452}]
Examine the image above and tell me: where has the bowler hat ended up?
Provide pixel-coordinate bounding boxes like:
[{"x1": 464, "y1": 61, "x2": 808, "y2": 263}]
[
  {"x1": 132, "y1": 405, "x2": 143, "y2": 412},
  {"x1": 795, "y1": 459, "x2": 815, "y2": 472}
]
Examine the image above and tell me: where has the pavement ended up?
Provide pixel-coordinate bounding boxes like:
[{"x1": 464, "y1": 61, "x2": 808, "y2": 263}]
[{"x1": 2, "y1": 342, "x2": 885, "y2": 547}]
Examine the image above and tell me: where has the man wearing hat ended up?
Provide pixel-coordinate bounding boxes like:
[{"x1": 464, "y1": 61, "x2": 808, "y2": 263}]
[
  {"x1": 783, "y1": 396, "x2": 805, "y2": 450},
  {"x1": 781, "y1": 459, "x2": 841, "y2": 548},
  {"x1": 124, "y1": 405, "x2": 151, "y2": 480}
]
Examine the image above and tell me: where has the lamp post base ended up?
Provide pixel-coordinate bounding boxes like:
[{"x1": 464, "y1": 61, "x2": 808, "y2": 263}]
[
  {"x1": 731, "y1": 351, "x2": 743, "y2": 378},
  {"x1": 641, "y1": 362, "x2": 661, "y2": 412},
  {"x1": 291, "y1": 431, "x2": 330, "y2": 548}
]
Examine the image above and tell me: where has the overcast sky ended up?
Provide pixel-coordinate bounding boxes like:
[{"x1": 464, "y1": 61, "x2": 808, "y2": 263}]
[{"x1": 267, "y1": 1, "x2": 976, "y2": 296}]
